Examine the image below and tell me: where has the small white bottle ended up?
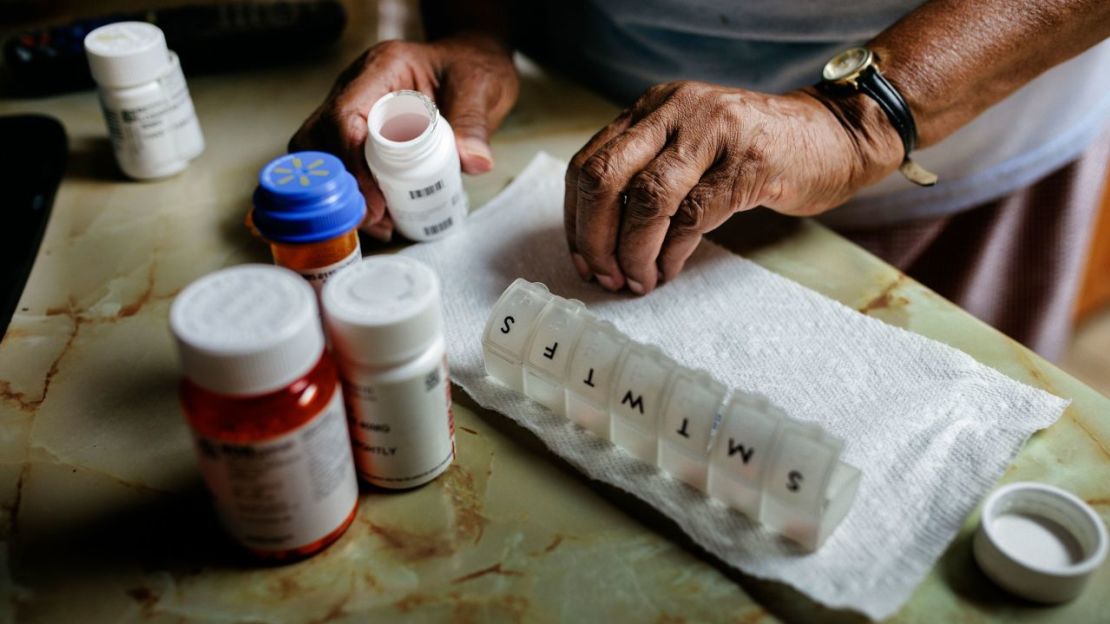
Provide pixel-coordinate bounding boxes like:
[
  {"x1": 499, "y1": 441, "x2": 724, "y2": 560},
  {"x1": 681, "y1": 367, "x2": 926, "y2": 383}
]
[
  {"x1": 85, "y1": 22, "x2": 205, "y2": 180},
  {"x1": 322, "y1": 256, "x2": 455, "y2": 489},
  {"x1": 364, "y1": 90, "x2": 468, "y2": 241}
]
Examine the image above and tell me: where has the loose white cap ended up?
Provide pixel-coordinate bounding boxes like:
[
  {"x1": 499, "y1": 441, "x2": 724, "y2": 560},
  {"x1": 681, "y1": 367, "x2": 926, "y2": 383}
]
[
  {"x1": 170, "y1": 265, "x2": 324, "y2": 396},
  {"x1": 85, "y1": 22, "x2": 171, "y2": 88},
  {"x1": 322, "y1": 256, "x2": 443, "y2": 367},
  {"x1": 973, "y1": 482, "x2": 1108, "y2": 603}
]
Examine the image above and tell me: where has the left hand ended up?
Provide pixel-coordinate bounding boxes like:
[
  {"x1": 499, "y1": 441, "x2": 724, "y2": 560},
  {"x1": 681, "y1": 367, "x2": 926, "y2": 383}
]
[{"x1": 564, "y1": 81, "x2": 902, "y2": 294}]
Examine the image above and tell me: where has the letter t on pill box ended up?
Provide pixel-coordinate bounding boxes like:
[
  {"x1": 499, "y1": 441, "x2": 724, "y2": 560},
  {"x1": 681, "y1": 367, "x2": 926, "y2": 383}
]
[
  {"x1": 658, "y1": 368, "x2": 726, "y2": 491},
  {"x1": 564, "y1": 318, "x2": 628, "y2": 438}
]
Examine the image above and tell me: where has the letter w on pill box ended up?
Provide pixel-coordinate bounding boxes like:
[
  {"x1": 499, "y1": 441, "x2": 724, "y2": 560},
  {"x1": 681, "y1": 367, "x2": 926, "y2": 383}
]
[{"x1": 482, "y1": 279, "x2": 862, "y2": 551}]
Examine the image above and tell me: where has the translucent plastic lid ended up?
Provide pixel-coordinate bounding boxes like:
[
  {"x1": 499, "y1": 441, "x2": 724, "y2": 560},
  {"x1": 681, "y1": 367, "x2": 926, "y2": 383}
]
[
  {"x1": 170, "y1": 265, "x2": 324, "y2": 396},
  {"x1": 322, "y1": 256, "x2": 443, "y2": 366}
]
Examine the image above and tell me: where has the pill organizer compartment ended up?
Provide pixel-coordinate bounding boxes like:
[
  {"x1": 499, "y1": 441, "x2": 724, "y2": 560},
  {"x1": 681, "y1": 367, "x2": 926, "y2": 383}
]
[
  {"x1": 522, "y1": 297, "x2": 588, "y2": 415},
  {"x1": 707, "y1": 393, "x2": 785, "y2": 518},
  {"x1": 482, "y1": 279, "x2": 552, "y2": 391},
  {"x1": 609, "y1": 343, "x2": 676, "y2": 463},
  {"x1": 564, "y1": 318, "x2": 629, "y2": 438},
  {"x1": 760, "y1": 418, "x2": 847, "y2": 551},
  {"x1": 658, "y1": 368, "x2": 726, "y2": 491}
]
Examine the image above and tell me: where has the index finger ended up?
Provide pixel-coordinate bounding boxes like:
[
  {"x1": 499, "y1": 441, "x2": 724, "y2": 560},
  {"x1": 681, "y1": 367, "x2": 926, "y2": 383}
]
[
  {"x1": 564, "y1": 110, "x2": 632, "y2": 279},
  {"x1": 574, "y1": 118, "x2": 668, "y2": 291}
]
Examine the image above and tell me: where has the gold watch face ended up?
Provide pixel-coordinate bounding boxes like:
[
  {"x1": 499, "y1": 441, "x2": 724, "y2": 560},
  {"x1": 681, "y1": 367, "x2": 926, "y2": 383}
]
[{"x1": 823, "y1": 47, "x2": 873, "y2": 82}]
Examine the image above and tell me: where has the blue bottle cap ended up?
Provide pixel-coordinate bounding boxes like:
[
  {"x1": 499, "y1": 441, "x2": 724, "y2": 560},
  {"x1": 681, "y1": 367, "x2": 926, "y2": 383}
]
[{"x1": 252, "y1": 151, "x2": 367, "y2": 244}]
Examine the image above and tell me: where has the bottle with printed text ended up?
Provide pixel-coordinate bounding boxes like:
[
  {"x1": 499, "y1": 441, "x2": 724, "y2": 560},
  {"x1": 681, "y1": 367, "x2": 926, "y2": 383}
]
[
  {"x1": 364, "y1": 90, "x2": 468, "y2": 241},
  {"x1": 322, "y1": 256, "x2": 455, "y2": 489},
  {"x1": 171, "y1": 264, "x2": 359, "y2": 560},
  {"x1": 84, "y1": 21, "x2": 205, "y2": 179},
  {"x1": 252, "y1": 151, "x2": 366, "y2": 295}
]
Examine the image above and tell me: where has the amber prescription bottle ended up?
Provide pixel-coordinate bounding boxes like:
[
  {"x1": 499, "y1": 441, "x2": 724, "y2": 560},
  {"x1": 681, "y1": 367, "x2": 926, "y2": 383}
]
[
  {"x1": 170, "y1": 264, "x2": 359, "y2": 560},
  {"x1": 321, "y1": 256, "x2": 455, "y2": 488},
  {"x1": 252, "y1": 151, "x2": 366, "y2": 294}
]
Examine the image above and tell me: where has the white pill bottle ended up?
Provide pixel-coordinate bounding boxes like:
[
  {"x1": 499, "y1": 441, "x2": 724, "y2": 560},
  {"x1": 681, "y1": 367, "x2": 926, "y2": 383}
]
[
  {"x1": 364, "y1": 90, "x2": 468, "y2": 241},
  {"x1": 322, "y1": 256, "x2": 455, "y2": 489},
  {"x1": 85, "y1": 22, "x2": 205, "y2": 180}
]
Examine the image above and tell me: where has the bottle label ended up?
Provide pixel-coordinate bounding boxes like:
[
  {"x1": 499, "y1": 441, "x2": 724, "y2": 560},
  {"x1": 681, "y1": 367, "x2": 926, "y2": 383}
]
[
  {"x1": 100, "y1": 65, "x2": 197, "y2": 172},
  {"x1": 161, "y1": 61, "x2": 205, "y2": 161},
  {"x1": 192, "y1": 389, "x2": 358, "y2": 552},
  {"x1": 383, "y1": 168, "x2": 469, "y2": 241},
  {"x1": 345, "y1": 356, "x2": 455, "y2": 487},
  {"x1": 296, "y1": 244, "x2": 361, "y2": 295}
]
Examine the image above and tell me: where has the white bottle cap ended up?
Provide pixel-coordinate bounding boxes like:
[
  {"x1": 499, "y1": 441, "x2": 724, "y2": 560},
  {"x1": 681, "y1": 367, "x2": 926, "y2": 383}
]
[
  {"x1": 973, "y1": 482, "x2": 1108, "y2": 603},
  {"x1": 84, "y1": 22, "x2": 171, "y2": 88},
  {"x1": 322, "y1": 256, "x2": 443, "y2": 367},
  {"x1": 170, "y1": 265, "x2": 325, "y2": 396}
]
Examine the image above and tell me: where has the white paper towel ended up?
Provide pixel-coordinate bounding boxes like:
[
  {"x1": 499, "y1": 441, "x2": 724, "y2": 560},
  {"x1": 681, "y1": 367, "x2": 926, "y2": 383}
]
[{"x1": 398, "y1": 152, "x2": 1068, "y2": 619}]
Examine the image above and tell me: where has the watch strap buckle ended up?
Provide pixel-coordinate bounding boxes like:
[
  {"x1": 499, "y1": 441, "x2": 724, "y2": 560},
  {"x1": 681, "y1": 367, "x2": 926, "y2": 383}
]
[{"x1": 899, "y1": 158, "x2": 938, "y2": 187}]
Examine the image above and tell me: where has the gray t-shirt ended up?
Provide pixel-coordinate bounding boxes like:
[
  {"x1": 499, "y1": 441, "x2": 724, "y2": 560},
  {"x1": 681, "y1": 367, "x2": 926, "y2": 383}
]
[{"x1": 519, "y1": 0, "x2": 1110, "y2": 226}]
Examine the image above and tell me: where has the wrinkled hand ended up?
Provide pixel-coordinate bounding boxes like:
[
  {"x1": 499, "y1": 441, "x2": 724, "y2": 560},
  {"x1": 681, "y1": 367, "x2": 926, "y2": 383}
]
[
  {"x1": 291, "y1": 33, "x2": 518, "y2": 240},
  {"x1": 564, "y1": 81, "x2": 901, "y2": 294}
]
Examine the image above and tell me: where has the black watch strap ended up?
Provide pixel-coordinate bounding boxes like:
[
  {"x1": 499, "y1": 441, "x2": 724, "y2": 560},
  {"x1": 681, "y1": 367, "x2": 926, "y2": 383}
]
[
  {"x1": 856, "y1": 65, "x2": 917, "y2": 156},
  {"x1": 821, "y1": 47, "x2": 937, "y2": 186}
]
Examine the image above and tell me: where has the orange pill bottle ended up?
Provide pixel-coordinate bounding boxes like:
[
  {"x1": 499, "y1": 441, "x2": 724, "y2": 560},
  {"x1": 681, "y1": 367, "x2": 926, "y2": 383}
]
[
  {"x1": 252, "y1": 151, "x2": 366, "y2": 295},
  {"x1": 170, "y1": 264, "x2": 359, "y2": 561}
]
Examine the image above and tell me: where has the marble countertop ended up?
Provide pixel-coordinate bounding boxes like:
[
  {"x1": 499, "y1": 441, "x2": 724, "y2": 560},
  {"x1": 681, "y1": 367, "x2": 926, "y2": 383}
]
[{"x1": 1, "y1": 4, "x2": 1108, "y2": 622}]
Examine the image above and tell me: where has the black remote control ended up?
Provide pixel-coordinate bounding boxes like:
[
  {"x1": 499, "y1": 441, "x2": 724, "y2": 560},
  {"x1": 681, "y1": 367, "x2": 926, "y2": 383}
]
[
  {"x1": 0, "y1": 115, "x2": 66, "y2": 341},
  {"x1": 3, "y1": 0, "x2": 347, "y2": 96}
]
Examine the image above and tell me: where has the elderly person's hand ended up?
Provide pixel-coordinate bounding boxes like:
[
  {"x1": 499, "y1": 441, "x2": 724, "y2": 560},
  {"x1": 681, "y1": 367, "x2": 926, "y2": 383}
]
[
  {"x1": 291, "y1": 33, "x2": 518, "y2": 241},
  {"x1": 564, "y1": 81, "x2": 903, "y2": 294}
]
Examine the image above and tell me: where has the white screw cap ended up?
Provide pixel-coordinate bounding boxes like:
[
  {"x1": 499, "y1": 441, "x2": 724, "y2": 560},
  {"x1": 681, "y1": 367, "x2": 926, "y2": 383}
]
[
  {"x1": 973, "y1": 481, "x2": 1108, "y2": 603},
  {"x1": 322, "y1": 256, "x2": 443, "y2": 367},
  {"x1": 170, "y1": 265, "x2": 324, "y2": 396},
  {"x1": 85, "y1": 22, "x2": 171, "y2": 88}
]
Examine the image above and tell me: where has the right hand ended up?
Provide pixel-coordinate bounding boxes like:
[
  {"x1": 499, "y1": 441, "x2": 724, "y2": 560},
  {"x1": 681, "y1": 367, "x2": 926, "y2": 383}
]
[{"x1": 290, "y1": 33, "x2": 519, "y2": 241}]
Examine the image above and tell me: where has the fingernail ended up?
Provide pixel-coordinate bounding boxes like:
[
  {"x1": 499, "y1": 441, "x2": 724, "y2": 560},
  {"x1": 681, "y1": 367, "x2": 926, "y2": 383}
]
[
  {"x1": 571, "y1": 253, "x2": 590, "y2": 280},
  {"x1": 596, "y1": 274, "x2": 618, "y2": 291},
  {"x1": 362, "y1": 223, "x2": 393, "y2": 242},
  {"x1": 459, "y1": 138, "x2": 493, "y2": 173},
  {"x1": 627, "y1": 279, "x2": 644, "y2": 295}
]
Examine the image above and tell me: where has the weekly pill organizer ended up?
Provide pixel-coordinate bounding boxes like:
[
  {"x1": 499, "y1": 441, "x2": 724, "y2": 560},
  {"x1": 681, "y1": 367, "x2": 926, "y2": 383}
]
[{"x1": 482, "y1": 279, "x2": 862, "y2": 551}]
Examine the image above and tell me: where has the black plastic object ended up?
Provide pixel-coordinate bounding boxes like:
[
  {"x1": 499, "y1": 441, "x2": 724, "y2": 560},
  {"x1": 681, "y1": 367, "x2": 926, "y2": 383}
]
[
  {"x1": 4, "y1": 0, "x2": 346, "y2": 96},
  {"x1": 0, "y1": 115, "x2": 66, "y2": 341}
]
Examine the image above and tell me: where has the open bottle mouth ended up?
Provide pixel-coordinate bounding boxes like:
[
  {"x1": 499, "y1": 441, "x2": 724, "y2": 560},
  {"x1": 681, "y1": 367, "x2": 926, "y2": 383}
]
[{"x1": 367, "y1": 90, "x2": 438, "y2": 151}]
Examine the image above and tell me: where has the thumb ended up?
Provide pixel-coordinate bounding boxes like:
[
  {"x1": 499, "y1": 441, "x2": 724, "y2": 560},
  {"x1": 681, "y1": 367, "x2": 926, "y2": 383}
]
[{"x1": 439, "y1": 72, "x2": 502, "y2": 174}]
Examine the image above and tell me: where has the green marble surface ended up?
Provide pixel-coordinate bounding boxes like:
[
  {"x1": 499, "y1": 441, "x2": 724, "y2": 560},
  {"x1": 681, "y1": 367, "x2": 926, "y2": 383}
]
[{"x1": 0, "y1": 4, "x2": 1107, "y2": 622}]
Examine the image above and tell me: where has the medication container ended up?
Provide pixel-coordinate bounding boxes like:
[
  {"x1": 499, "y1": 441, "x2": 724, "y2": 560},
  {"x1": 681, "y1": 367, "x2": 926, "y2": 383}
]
[
  {"x1": 252, "y1": 151, "x2": 366, "y2": 295},
  {"x1": 483, "y1": 279, "x2": 861, "y2": 551},
  {"x1": 84, "y1": 21, "x2": 204, "y2": 179},
  {"x1": 170, "y1": 265, "x2": 359, "y2": 560},
  {"x1": 322, "y1": 256, "x2": 455, "y2": 489},
  {"x1": 364, "y1": 90, "x2": 468, "y2": 241}
]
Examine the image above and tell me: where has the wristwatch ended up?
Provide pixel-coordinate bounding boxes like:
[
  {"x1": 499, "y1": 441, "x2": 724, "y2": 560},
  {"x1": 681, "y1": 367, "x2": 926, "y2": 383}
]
[{"x1": 821, "y1": 47, "x2": 938, "y2": 187}]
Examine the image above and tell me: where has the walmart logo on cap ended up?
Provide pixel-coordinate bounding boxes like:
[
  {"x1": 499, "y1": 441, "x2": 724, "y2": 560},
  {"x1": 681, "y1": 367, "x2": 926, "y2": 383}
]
[{"x1": 271, "y1": 156, "x2": 330, "y2": 187}]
